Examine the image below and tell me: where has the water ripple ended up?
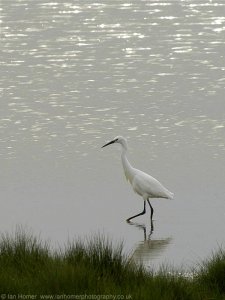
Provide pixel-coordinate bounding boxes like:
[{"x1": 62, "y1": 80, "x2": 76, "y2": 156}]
[{"x1": 1, "y1": 0, "x2": 225, "y2": 159}]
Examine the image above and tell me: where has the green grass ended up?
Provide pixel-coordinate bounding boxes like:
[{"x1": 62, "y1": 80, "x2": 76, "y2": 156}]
[{"x1": 0, "y1": 229, "x2": 224, "y2": 299}]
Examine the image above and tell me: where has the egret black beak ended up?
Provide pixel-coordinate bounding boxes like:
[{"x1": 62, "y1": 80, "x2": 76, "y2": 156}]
[{"x1": 101, "y1": 140, "x2": 115, "y2": 148}]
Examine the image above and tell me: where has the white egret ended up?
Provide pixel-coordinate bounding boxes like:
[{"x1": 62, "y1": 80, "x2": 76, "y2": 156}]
[{"x1": 102, "y1": 136, "x2": 174, "y2": 222}]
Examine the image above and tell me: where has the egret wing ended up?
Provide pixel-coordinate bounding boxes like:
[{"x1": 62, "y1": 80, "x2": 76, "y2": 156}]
[{"x1": 132, "y1": 170, "x2": 173, "y2": 199}]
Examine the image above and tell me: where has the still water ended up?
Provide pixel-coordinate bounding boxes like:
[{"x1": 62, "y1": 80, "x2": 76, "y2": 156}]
[{"x1": 1, "y1": 0, "x2": 225, "y2": 271}]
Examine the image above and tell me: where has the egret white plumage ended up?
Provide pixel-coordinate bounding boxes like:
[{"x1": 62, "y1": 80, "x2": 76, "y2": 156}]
[{"x1": 102, "y1": 136, "x2": 174, "y2": 222}]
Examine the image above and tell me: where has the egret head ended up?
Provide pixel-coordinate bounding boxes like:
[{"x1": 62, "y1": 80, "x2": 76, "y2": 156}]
[{"x1": 102, "y1": 136, "x2": 128, "y2": 150}]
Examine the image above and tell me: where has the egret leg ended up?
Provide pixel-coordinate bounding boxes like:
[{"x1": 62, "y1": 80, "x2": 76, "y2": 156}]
[
  {"x1": 126, "y1": 201, "x2": 146, "y2": 222},
  {"x1": 147, "y1": 199, "x2": 154, "y2": 220}
]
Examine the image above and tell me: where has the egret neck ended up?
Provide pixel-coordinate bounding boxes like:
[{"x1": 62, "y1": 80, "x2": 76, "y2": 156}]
[{"x1": 121, "y1": 141, "x2": 135, "y2": 184}]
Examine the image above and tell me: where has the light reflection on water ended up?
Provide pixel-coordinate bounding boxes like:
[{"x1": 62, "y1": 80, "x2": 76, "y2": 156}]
[{"x1": 1, "y1": 0, "x2": 225, "y2": 269}]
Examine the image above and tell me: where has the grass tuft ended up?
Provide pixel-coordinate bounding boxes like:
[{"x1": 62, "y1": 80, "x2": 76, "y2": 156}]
[
  {"x1": 196, "y1": 248, "x2": 225, "y2": 296},
  {"x1": 0, "y1": 228, "x2": 224, "y2": 299}
]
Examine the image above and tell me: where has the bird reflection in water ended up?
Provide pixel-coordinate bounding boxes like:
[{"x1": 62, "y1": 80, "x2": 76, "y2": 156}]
[{"x1": 127, "y1": 221, "x2": 172, "y2": 266}]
